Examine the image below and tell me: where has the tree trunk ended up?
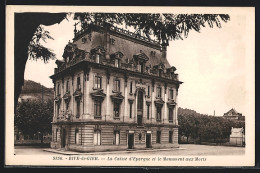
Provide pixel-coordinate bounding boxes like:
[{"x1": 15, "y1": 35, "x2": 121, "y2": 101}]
[
  {"x1": 40, "y1": 132, "x2": 44, "y2": 147},
  {"x1": 187, "y1": 136, "x2": 189, "y2": 143},
  {"x1": 14, "y1": 13, "x2": 67, "y2": 110}
]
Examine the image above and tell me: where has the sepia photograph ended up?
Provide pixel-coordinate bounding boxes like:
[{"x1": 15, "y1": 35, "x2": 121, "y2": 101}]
[{"x1": 5, "y1": 6, "x2": 255, "y2": 167}]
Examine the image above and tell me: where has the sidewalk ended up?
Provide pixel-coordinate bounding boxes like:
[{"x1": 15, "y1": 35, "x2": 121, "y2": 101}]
[{"x1": 43, "y1": 147, "x2": 185, "y2": 155}]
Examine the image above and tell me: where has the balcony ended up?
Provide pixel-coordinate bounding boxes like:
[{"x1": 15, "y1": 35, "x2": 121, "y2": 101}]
[{"x1": 57, "y1": 110, "x2": 72, "y2": 122}]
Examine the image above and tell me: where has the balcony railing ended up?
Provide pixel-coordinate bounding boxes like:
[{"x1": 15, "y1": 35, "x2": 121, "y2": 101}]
[{"x1": 57, "y1": 110, "x2": 73, "y2": 121}]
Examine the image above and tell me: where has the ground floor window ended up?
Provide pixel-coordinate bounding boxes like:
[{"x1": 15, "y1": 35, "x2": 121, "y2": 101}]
[
  {"x1": 156, "y1": 131, "x2": 161, "y2": 143},
  {"x1": 75, "y1": 128, "x2": 79, "y2": 144},
  {"x1": 94, "y1": 130, "x2": 101, "y2": 145},
  {"x1": 169, "y1": 131, "x2": 173, "y2": 143},
  {"x1": 113, "y1": 131, "x2": 120, "y2": 145}
]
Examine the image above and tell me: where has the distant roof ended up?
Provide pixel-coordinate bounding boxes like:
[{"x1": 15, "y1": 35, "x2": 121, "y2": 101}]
[
  {"x1": 231, "y1": 127, "x2": 244, "y2": 133},
  {"x1": 223, "y1": 108, "x2": 242, "y2": 116}
]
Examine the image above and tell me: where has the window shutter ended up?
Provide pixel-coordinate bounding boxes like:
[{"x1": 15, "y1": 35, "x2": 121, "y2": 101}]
[
  {"x1": 113, "y1": 78, "x2": 115, "y2": 91},
  {"x1": 93, "y1": 74, "x2": 96, "y2": 88},
  {"x1": 118, "y1": 79, "x2": 120, "y2": 91},
  {"x1": 100, "y1": 76, "x2": 102, "y2": 89}
]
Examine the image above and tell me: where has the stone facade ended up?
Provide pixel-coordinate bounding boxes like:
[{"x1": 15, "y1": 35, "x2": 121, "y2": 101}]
[
  {"x1": 229, "y1": 127, "x2": 245, "y2": 146},
  {"x1": 50, "y1": 23, "x2": 182, "y2": 152}
]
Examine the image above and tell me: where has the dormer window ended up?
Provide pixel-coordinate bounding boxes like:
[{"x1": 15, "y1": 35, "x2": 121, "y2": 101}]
[
  {"x1": 115, "y1": 59, "x2": 119, "y2": 68},
  {"x1": 159, "y1": 69, "x2": 162, "y2": 77},
  {"x1": 133, "y1": 52, "x2": 149, "y2": 73},
  {"x1": 111, "y1": 51, "x2": 123, "y2": 67},
  {"x1": 91, "y1": 46, "x2": 105, "y2": 64},
  {"x1": 96, "y1": 54, "x2": 100, "y2": 63}
]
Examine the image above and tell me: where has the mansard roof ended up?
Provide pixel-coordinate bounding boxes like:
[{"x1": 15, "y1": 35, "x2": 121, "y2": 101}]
[
  {"x1": 73, "y1": 23, "x2": 171, "y2": 68},
  {"x1": 51, "y1": 24, "x2": 183, "y2": 85}
]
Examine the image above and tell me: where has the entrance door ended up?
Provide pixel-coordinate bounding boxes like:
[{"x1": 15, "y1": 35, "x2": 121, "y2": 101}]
[
  {"x1": 146, "y1": 133, "x2": 151, "y2": 148},
  {"x1": 128, "y1": 134, "x2": 134, "y2": 149},
  {"x1": 61, "y1": 129, "x2": 66, "y2": 148}
]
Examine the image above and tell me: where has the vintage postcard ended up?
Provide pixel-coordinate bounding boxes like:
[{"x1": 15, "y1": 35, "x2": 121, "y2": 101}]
[{"x1": 5, "y1": 6, "x2": 255, "y2": 167}]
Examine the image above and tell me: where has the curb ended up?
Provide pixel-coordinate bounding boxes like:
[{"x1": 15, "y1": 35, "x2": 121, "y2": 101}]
[{"x1": 43, "y1": 147, "x2": 185, "y2": 155}]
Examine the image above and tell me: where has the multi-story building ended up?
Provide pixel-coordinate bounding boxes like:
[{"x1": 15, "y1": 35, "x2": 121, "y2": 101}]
[
  {"x1": 50, "y1": 23, "x2": 183, "y2": 152},
  {"x1": 223, "y1": 108, "x2": 245, "y2": 122}
]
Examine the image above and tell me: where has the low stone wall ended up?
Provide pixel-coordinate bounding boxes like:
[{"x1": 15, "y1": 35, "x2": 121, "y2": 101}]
[
  {"x1": 68, "y1": 144, "x2": 128, "y2": 152},
  {"x1": 66, "y1": 143, "x2": 179, "y2": 153},
  {"x1": 51, "y1": 142, "x2": 61, "y2": 149}
]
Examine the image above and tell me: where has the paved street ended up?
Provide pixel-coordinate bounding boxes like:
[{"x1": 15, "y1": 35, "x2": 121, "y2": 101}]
[{"x1": 14, "y1": 144, "x2": 245, "y2": 156}]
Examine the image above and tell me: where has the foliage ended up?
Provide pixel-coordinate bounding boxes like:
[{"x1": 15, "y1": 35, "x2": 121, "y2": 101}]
[
  {"x1": 15, "y1": 99, "x2": 53, "y2": 143},
  {"x1": 74, "y1": 13, "x2": 230, "y2": 45},
  {"x1": 21, "y1": 80, "x2": 53, "y2": 94},
  {"x1": 178, "y1": 109, "x2": 245, "y2": 144},
  {"x1": 28, "y1": 25, "x2": 56, "y2": 63}
]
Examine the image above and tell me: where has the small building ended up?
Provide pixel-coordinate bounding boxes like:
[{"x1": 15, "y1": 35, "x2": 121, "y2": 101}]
[
  {"x1": 229, "y1": 127, "x2": 245, "y2": 146},
  {"x1": 50, "y1": 22, "x2": 182, "y2": 152},
  {"x1": 223, "y1": 108, "x2": 245, "y2": 121}
]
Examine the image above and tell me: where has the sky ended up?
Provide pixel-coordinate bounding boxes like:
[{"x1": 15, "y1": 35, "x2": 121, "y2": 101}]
[{"x1": 24, "y1": 14, "x2": 247, "y2": 116}]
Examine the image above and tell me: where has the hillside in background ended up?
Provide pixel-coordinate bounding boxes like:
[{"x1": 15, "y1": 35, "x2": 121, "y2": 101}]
[
  {"x1": 178, "y1": 107, "x2": 209, "y2": 116},
  {"x1": 19, "y1": 80, "x2": 54, "y2": 101}
]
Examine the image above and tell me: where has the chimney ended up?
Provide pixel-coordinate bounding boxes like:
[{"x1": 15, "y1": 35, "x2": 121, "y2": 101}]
[
  {"x1": 104, "y1": 22, "x2": 111, "y2": 59},
  {"x1": 161, "y1": 42, "x2": 167, "y2": 59}
]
